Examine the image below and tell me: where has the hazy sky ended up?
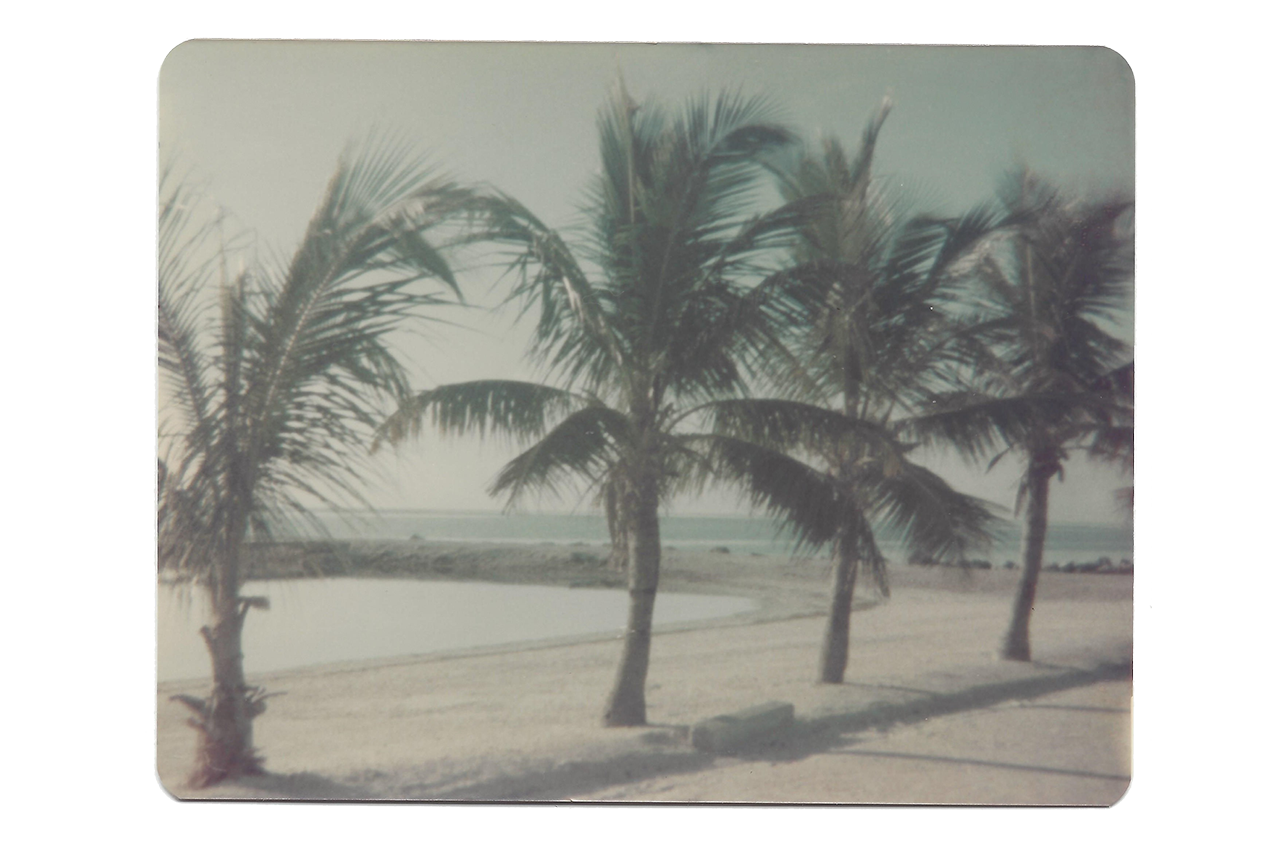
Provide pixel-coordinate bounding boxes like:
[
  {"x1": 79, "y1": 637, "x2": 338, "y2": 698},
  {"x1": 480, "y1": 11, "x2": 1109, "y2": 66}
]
[{"x1": 159, "y1": 41, "x2": 1135, "y2": 523}]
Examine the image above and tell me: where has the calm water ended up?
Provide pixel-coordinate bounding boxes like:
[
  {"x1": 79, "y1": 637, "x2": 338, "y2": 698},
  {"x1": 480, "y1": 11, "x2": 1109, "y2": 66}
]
[
  {"x1": 158, "y1": 578, "x2": 756, "y2": 682},
  {"x1": 308, "y1": 510, "x2": 1133, "y2": 566}
]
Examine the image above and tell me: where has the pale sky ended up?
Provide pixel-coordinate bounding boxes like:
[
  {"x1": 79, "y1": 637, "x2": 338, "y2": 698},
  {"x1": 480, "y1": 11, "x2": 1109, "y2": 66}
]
[{"x1": 159, "y1": 41, "x2": 1135, "y2": 524}]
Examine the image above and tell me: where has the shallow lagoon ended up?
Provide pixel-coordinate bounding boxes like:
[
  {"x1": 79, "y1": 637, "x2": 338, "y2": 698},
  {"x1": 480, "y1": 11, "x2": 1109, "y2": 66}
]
[{"x1": 158, "y1": 578, "x2": 757, "y2": 682}]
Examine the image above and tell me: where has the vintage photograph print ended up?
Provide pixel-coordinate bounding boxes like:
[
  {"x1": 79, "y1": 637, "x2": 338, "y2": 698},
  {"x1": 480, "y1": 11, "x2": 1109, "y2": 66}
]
[{"x1": 157, "y1": 41, "x2": 1134, "y2": 803}]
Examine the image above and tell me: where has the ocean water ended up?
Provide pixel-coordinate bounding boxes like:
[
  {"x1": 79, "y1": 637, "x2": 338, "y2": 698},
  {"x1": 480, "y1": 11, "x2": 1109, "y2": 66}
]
[{"x1": 304, "y1": 510, "x2": 1132, "y2": 567}]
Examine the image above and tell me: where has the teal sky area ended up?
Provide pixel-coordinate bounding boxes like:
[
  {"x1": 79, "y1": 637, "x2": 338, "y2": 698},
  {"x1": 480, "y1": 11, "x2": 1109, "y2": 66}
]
[{"x1": 159, "y1": 41, "x2": 1135, "y2": 524}]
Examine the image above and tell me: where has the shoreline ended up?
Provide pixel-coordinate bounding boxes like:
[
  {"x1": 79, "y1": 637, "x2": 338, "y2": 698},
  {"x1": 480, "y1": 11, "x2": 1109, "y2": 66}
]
[
  {"x1": 207, "y1": 536, "x2": 1132, "y2": 602},
  {"x1": 193, "y1": 536, "x2": 840, "y2": 611}
]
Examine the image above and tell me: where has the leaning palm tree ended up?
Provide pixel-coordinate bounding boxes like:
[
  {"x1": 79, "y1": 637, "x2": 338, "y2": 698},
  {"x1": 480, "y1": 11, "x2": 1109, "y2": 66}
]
[
  {"x1": 378, "y1": 84, "x2": 854, "y2": 726},
  {"x1": 158, "y1": 138, "x2": 472, "y2": 786},
  {"x1": 739, "y1": 100, "x2": 998, "y2": 683},
  {"x1": 912, "y1": 170, "x2": 1134, "y2": 661}
]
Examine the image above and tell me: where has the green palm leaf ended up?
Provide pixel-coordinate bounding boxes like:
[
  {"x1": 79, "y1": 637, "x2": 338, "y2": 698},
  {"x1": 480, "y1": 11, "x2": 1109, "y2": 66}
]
[
  {"x1": 908, "y1": 390, "x2": 1113, "y2": 463},
  {"x1": 869, "y1": 459, "x2": 998, "y2": 564},
  {"x1": 375, "y1": 380, "x2": 587, "y2": 450},
  {"x1": 694, "y1": 397, "x2": 901, "y2": 462},
  {"x1": 680, "y1": 433, "x2": 842, "y2": 553},
  {"x1": 491, "y1": 406, "x2": 631, "y2": 506}
]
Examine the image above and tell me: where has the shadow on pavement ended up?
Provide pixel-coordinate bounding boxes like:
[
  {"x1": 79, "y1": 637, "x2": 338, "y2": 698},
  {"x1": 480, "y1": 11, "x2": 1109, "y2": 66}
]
[
  {"x1": 418, "y1": 748, "x2": 719, "y2": 802},
  {"x1": 195, "y1": 771, "x2": 374, "y2": 801},
  {"x1": 692, "y1": 659, "x2": 1132, "y2": 769},
  {"x1": 827, "y1": 747, "x2": 1131, "y2": 783}
]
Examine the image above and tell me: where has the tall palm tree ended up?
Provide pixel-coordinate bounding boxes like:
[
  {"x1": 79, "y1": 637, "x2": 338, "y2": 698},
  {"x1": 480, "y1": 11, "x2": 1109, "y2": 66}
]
[
  {"x1": 912, "y1": 170, "x2": 1134, "y2": 661},
  {"x1": 158, "y1": 138, "x2": 472, "y2": 786},
  {"x1": 736, "y1": 101, "x2": 998, "y2": 683},
  {"x1": 378, "y1": 84, "x2": 855, "y2": 726}
]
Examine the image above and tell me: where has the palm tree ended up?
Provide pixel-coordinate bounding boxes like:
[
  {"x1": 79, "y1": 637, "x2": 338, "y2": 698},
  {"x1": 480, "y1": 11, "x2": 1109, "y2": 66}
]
[
  {"x1": 158, "y1": 138, "x2": 472, "y2": 786},
  {"x1": 377, "y1": 84, "x2": 853, "y2": 726},
  {"x1": 736, "y1": 101, "x2": 998, "y2": 683},
  {"x1": 912, "y1": 170, "x2": 1134, "y2": 661}
]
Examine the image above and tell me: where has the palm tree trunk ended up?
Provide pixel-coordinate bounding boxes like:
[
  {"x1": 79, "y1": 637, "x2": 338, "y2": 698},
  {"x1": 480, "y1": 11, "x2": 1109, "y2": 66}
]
[
  {"x1": 604, "y1": 480, "x2": 629, "y2": 575},
  {"x1": 817, "y1": 353, "x2": 866, "y2": 685},
  {"x1": 184, "y1": 509, "x2": 264, "y2": 787},
  {"x1": 602, "y1": 474, "x2": 661, "y2": 727},
  {"x1": 818, "y1": 532, "x2": 858, "y2": 684},
  {"x1": 1000, "y1": 453, "x2": 1054, "y2": 661},
  {"x1": 190, "y1": 597, "x2": 261, "y2": 787}
]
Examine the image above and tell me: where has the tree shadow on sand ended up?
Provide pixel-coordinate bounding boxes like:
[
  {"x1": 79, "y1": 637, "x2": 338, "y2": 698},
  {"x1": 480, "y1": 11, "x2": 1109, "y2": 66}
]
[
  {"x1": 727, "y1": 660, "x2": 1131, "y2": 769},
  {"x1": 824, "y1": 746, "x2": 1131, "y2": 783},
  {"x1": 188, "y1": 772, "x2": 374, "y2": 801},
  {"x1": 392, "y1": 726, "x2": 714, "y2": 802}
]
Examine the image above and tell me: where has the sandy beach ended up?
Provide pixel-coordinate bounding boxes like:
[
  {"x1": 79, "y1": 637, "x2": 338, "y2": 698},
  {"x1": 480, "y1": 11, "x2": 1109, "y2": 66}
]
[{"x1": 157, "y1": 541, "x2": 1132, "y2": 803}]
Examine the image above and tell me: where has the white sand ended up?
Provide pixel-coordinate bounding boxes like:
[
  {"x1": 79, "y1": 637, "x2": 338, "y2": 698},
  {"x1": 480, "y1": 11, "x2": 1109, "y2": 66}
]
[{"x1": 157, "y1": 543, "x2": 1132, "y2": 803}]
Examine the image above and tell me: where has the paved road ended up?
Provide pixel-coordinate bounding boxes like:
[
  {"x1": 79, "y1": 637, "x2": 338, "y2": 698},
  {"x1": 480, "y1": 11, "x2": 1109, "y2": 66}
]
[{"x1": 587, "y1": 679, "x2": 1132, "y2": 805}]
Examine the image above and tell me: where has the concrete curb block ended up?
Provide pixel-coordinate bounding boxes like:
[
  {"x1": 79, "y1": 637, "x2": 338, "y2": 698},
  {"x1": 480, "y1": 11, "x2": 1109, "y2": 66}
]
[{"x1": 691, "y1": 701, "x2": 796, "y2": 754}]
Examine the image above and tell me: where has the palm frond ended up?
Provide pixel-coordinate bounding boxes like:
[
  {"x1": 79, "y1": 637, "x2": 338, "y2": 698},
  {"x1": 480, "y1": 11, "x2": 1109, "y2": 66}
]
[
  {"x1": 470, "y1": 191, "x2": 625, "y2": 386},
  {"x1": 692, "y1": 397, "x2": 900, "y2": 462},
  {"x1": 907, "y1": 390, "x2": 1107, "y2": 462},
  {"x1": 490, "y1": 406, "x2": 631, "y2": 506},
  {"x1": 1087, "y1": 360, "x2": 1134, "y2": 473},
  {"x1": 679, "y1": 433, "x2": 843, "y2": 553},
  {"x1": 869, "y1": 459, "x2": 997, "y2": 564},
  {"x1": 244, "y1": 147, "x2": 471, "y2": 441},
  {"x1": 374, "y1": 380, "x2": 587, "y2": 450}
]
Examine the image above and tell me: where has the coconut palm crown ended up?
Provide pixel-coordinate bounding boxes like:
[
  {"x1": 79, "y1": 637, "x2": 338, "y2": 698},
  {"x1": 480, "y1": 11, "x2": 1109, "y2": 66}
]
[{"x1": 158, "y1": 137, "x2": 473, "y2": 786}]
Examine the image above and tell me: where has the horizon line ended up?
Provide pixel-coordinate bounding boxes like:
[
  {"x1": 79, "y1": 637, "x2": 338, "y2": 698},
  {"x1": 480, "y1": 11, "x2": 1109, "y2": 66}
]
[{"x1": 302, "y1": 506, "x2": 1132, "y2": 528}]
